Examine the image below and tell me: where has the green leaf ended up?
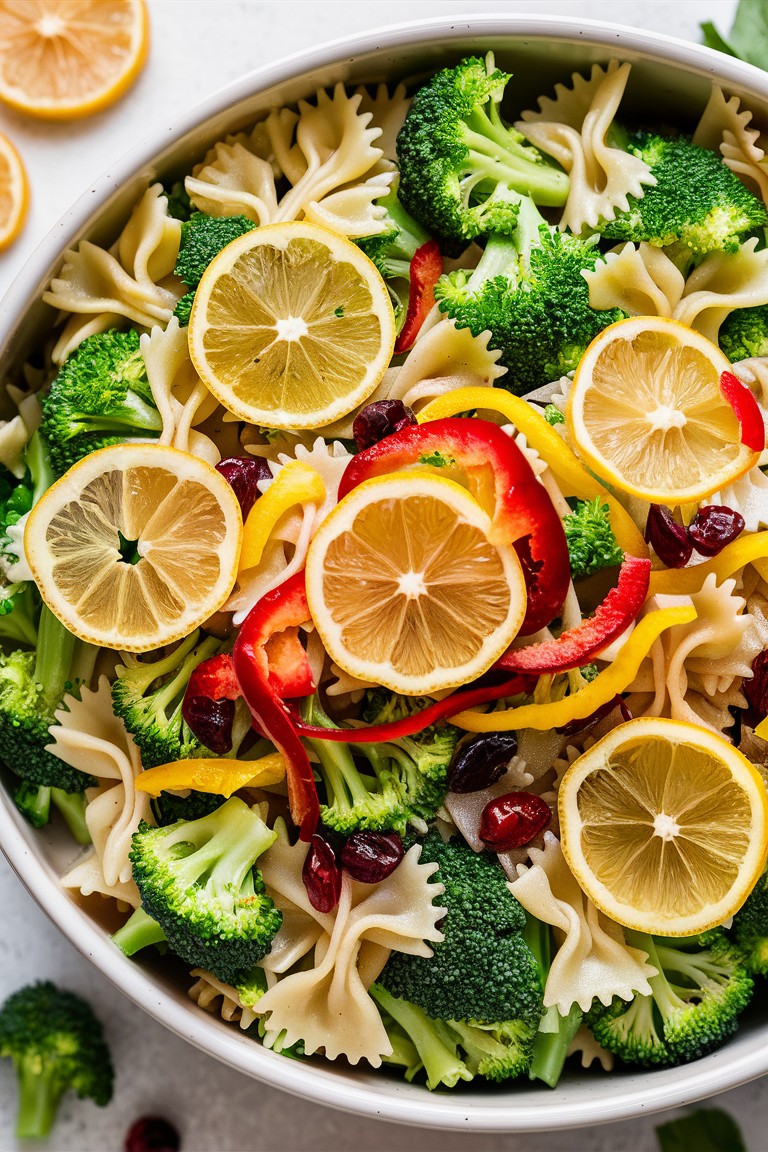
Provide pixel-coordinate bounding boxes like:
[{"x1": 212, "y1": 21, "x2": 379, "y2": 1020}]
[
  {"x1": 655, "y1": 1108, "x2": 747, "y2": 1152},
  {"x1": 700, "y1": 20, "x2": 738, "y2": 57},
  {"x1": 701, "y1": 1, "x2": 768, "y2": 68}
]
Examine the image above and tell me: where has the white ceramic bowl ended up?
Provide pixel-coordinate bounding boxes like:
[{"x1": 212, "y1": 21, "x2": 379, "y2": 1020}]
[{"x1": 2, "y1": 13, "x2": 768, "y2": 1134}]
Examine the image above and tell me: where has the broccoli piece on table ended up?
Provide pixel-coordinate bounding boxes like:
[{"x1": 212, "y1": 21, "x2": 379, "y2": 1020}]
[
  {"x1": 563, "y1": 498, "x2": 624, "y2": 579},
  {"x1": 733, "y1": 862, "x2": 768, "y2": 975},
  {"x1": 172, "y1": 211, "x2": 256, "y2": 325},
  {"x1": 655, "y1": 1107, "x2": 747, "y2": 1152},
  {"x1": 588, "y1": 929, "x2": 753, "y2": 1067},
  {"x1": 40, "y1": 329, "x2": 162, "y2": 476},
  {"x1": 378, "y1": 829, "x2": 543, "y2": 1028},
  {"x1": 719, "y1": 303, "x2": 768, "y2": 363},
  {"x1": 126, "y1": 796, "x2": 282, "y2": 983},
  {"x1": 435, "y1": 195, "x2": 624, "y2": 392},
  {"x1": 0, "y1": 981, "x2": 113, "y2": 1140},
  {"x1": 13, "y1": 779, "x2": 90, "y2": 844},
  {"x1": 111, "y1": 629, "x2": 225, "y2": 769},
  {"x1": 599, "y1": 131, "x2": 768, "y2": 260},
  {"x1": 396, "y1": 53, "x2": 568, "y2": 247}
]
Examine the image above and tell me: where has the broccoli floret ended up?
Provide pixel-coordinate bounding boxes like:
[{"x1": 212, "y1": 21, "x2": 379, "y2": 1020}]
[
  {"x1": 588, "y1": 930, "x2": 753, "y2": 1067},
  {"x1": 734, "y1": 863, "x2": 768, "y2": 974},
  {"x1": 128, "y1": 797, "x2": 282, "y2": 983},
  {"x1": 13, "y1": 780, "x2": 90, "y2": 844},
  {"x1": 600, "y1": 131, "x2": 768, "y2": 260},
  {"x1": 0, "y1": 605, "x2": 96, "y2": 792},
  {"x1": 719, "y1": 303, "x2": 768, "y2": 363},
  {"x1": 434, "y1": 196, "x2": 624, "y2": 392},
  {"x1": 356, "y1": 184, "x2": 432, "y2": 333},
  {"x1": 0, "y1": 437, "x2": 53, "y2": 649},
  {"x1": 40, "y1": 329, "x2": 162, "y2": 476},
  {"x1": 396, "y1": 53, "x2": 568, "y2": 247},
  {"x1": 305, "y1": 694, "x2": 458, "y2": 835},
  {"x1": 164, "y1": 180, "x2": 192, "y2": 221},
  {"x1": 111, "y1": 630, "x2": 224, "y2": 769},
  {"x1": 655, "y1": 1107, "x2": 747, "y2": 1152},
  {"x1": 378, "y1": 830, "x2": 543, "y2": 1027},
  {"x1": 0, "y1": 981, "x2": 113, "y2": 1139},
  {"x1": 563, "y1": 498, "x2": 624, "y2": 579},
  {"x1": 172, "y1": 211, "x2": 256, "y2": 324},
  {"x1": 370, "y1": 985, "x2": 474, "y2": 1089},
  {"x1": 447, "y1": 1018, "x2": 536, "y2": 1082}
]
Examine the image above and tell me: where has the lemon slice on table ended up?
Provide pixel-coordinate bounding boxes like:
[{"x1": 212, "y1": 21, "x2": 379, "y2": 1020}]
[
  {"x1": 24, "y1": 444, "x2": 242, "y2": 652},
  {"x1": 558, "y1": 717, "x2": 768, "y2": 936},
  {"x1": 0, "y1": 0, "x2": 149, "y2": 120},
  {"x1": 566, "y1": 316, "x2": 760, "y2": 504},
  {"x1": 188, "y1": 221, "x2": 396, "y2": 431},
  {"x1": 305, "y1": 472, "x2": 527, "y2": 695},
  {"x1": 0, "y1": 132, "x2": 27, "y2": 251}
]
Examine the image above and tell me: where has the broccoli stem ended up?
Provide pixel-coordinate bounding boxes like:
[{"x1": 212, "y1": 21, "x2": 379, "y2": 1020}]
[
  {"x1": 51, "y1": 788, "x2": 91, "y2": 845},
  {"x1": 528, "y1": 1003, "x2": 582, "y2": 1088},
  {"x1": 112, "y1": 907, "x2": 168, "y2": 956},
  {"x1": 370, "y1": 985, "x2": 472, "y2": 1090},
  {"x1": 34, "y1": 606, "x2": 77, "y2": 701},
  {"x1": 304, "y1": 697, "x2": 375, "y2": 811},
  {"x1": 13, "y1": 779, "x2": 51, "y2": 827},
  {"x1": 26, "y1": 430, "x2": 54, "y2": 505},
  {"x1": 15, "y1": 1058, "x2": 66, "y2": 1139}
]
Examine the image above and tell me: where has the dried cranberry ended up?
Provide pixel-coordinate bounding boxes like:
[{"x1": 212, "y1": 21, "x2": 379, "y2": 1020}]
[
  {"x1": 644, "y1": 504, "x2": 692, "y2": 568},
  {"x1": 479, "y1": 791, "x2": 552, "y2": 852},
  {"x1": 341, "y1": 830, "x2": 404, "y2": 882},
  {"x1": 303, "y1": 834, "x2": 342, "y2": 912},
  {"x1": 688, "y1": 504, "x2": 745, "y2": 557},
  {"x1": 181, "y1": 694, "x2": 234, "y2": 754},
  {"x1": 448, "y1": 732, "x2": 518, "y2": 793},
  {"x1": 557, "y1": 694, "x2": 632, "y2": 737},
  {"x1": 743, "y1": 650, "x2": 768, "y2": 728},
  {"x1": 215, "y1": 457, "x2": 271, "y2": 521},
  {"x1": 353, "y1": 399, "x2": 417, "y2": 451},
  {"x1": 125, "y1": 1116, "x2": 180, "y2": 1152}
]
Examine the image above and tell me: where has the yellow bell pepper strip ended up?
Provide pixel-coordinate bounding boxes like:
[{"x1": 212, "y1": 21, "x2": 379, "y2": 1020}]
[
  {"x1": 417, "y1": 385, "x2": 647, "y2": 558},
  {"x1": 233, "y1": 571, "x2": 319, "y2": 841},
  {"x1": 135, "y1": 752, "x2": 286, "y2": 798},
  {"x1": 449, "y1": 604, "x2": 696, "y2": 732},
  {"x1": 338, "y1": 416, "x2": 570, "y2": 635},
  {"x1": 239, "y1": 460, "x2": 325, "y2": 573},
  {"x1": 648, "y1": 531, "x2": 768, "y2": 597}
]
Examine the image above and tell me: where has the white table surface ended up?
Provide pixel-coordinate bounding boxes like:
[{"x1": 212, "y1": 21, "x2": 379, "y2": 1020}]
[{"x1": 1, "y1": 1, "x2": 764, "y2": 1149}]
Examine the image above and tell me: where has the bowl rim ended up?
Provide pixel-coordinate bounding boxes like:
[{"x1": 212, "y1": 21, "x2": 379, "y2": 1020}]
[{"x1": 3, "y1": 10, "x2": 768, "y2": 1133}]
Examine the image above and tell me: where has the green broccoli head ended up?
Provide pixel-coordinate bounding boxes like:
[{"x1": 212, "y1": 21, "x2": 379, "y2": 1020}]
[
  {"x1": 563, "y1": 498, "x2": 624, "y2": 579},
  {"x1": 0, "y1": 981, "x2": 113, "y2": 1140},
  {"x1": 396, "y1": 54, "x2": 568, "y2": 246},
  {"x1": 588, "y1": 930, "x2": 754, "y2": 1068},
  {"x1": 378, "y1": 830, "x2": 543, "y2": 1026},
  {"x1": 448, "y1": 1018, "x2": 536, "y2": 1082},
  {"x1": 734, "y1": 863, "x2": 768, "y2": 975},
  {"x1": 111, "y1": 630, "x2": 224, "y2": 769},
  {"x1": 370, "y1": 984, "x2": 474, "y2": 1090},
  {"x1": 174, "y1": 211, "x2": 256, "y2": 290},
  {"x1": 435, "y1": 204, "x2": 625, "y2": 392},
  {"x1": 130, "y1": 797, "x2": 282, "y2": 983},
  {"x1": 40, "y1": 329, "x2": 162, "y2": 476},
  {"x1": 719, "y1": 303, "x2": 768, "y2": 364},
  {"x1": 600, "y1": 131, "x2": 768, "y2": 258}
]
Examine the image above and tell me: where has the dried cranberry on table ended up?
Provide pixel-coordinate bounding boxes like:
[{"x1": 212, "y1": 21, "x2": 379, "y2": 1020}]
[
  {"x1": 688, "y1": 505, "x2": 745, "y2": 557},
  {"x1": 303, "y1": 833, "x2": 342, "y2": 912},
  {"x1": 124, "y1": 1116, "x2": 181, "y2": 1152},
  {"x1": 644, "y1": 504, "x2": 692, "y2": 568},
  {"x1": 447, "y1": 732, "x2": 518, "y2": 793},
  {"x1": 352, "y1": 399, "x2": 417, "y2": 451},
  {"x1": 215, "y1": 456, "x2": 271, "y2": 521},
  {"x1": 479, "y1": 791, "x2": 552, "y2": 852},
  {"x1": 341, "y1": 830, "x2": 404, "y2": 883}
]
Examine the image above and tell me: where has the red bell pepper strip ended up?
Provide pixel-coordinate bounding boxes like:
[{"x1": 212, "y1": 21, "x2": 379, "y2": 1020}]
[
  {"x1": 394, "y1": 239, "x2": 443, "y2": 354},
  {"x1": 494, "y1": 554, "x2": 651, "y2": 674},
  {"x1": 291, "y1": 673, "x2": 534, "y2": 743},
  {"x1": 185, "y1": 653, "x2": 240, "y2": 703},
  {"x1": 232, "y1": 571, "x2": 319, "y2": 841},
  {"x1": 338, "y1": 417, "x2": 570, "y2": 635},
  {"x1": 720, "y1": 370, "x2": 766, "y2": 451}
]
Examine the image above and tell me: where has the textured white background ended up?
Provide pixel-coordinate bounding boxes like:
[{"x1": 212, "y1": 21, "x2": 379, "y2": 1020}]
[{"x1": 0, "y1": 1, "x2": 762, "y2": 1150}]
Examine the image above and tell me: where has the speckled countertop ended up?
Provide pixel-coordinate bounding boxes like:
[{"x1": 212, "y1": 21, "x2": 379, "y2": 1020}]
[{"x1": 1, "y1": 2, "x2": 765, "y2": 1150}]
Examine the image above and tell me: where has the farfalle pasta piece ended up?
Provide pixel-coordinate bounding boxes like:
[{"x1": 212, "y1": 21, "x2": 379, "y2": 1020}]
[
  {"x1": 303, "y1": 170, "x2": 393, "y2": 238},
  {"x1": 43, "y1": 185, "x2": 182, "y2": 350},
  {"x1": 694, "y1": 85, "x2": 768, "y2": 206},
  {"x1": 673, "y1": 238, "x2": 768, "y2": 343},
  {"x1": 567, "y1": 1026, "x2": 614, "y2": 1071},
  {"x1": 188, "y1": 969, "x2": 262, "y2": 1031},
  {"x1": 49, "y1": 678, "x2": 153, "y2": 888},
  {"x1": 508, "y1": 832, "x2": 655, "y2": 1014},
  {"x1": 185, "y1": 123, "x2": 280, "y2": 224},
  {"x1": 518, "y1": 61, "x2": 654, "y2": 233},
  {"x1": 386, "y1": 317, "x2": 506, "y2": 412},
  {"x1": 584, "y1": 242, "x2": 685, "y2": 318},
  {"x1": 257, "y1": 823, "x2": 445, "y2": 1065},
  {"x1": 708, "y1": 466, "x2": 768, "y2": 533},
  {"x1": 140, "y1": 318, "x2": 220, "y2": 465},
  {"x1": 355, "y1": 83, "x2": 409, "y2": 165}
]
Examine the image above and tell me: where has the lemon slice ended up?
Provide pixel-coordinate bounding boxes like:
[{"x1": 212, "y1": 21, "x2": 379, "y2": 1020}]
[
  {"x1": 559, "y1": 717, "x2": 768, "y2": 936},
  {"x1": 24, "y1": 444, "x2": 242, "y2": 651},
  {"x1": 0, "y1": 0, "x2": 149, "y2": 120},
  {"x1": 188, "y1": 221, "x2": 395, "y2": 430},
  {"x1": 0, "y1": 131, "x2": 27, "y2": 251},
  {"x1": 567, "y1": 316, "x2": 759, "y2": 504},
  {"x1": 305, "y1": 471, "x2": 527, "y2": 695}
]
